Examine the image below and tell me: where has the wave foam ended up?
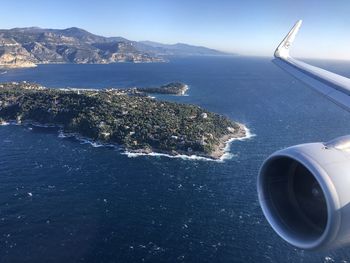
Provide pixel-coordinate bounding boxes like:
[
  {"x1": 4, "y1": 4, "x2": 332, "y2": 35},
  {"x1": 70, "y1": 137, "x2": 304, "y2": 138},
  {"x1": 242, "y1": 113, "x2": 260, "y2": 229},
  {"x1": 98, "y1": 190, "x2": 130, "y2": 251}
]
[
  {"x1": 58, "y1": 131, "x2": 117, "y2": 148},
  {"x1": 2, "y1": 120, "x2": 255, "y2": 163},
  {"x1": 58, "y1": 131, "x2": 75, "y2": 138},
  {"x1": 123, "y1": 125, "x2": 255, "y2": 162},
  {"x1": 0, "y1": 120, "x2": 20, "y2": 126},
  {"x1": 122, "y1": 151, "x2": 218, "y2": 162},
  {"x1": 219, "y1": 126, "x2": 255, "y2": 162}
]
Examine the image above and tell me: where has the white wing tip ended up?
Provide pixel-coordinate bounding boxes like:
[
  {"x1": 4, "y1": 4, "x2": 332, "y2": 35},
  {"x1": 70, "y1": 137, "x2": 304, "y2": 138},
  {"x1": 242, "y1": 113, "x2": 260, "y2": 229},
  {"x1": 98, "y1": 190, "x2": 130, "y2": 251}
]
[{"x1": 274, "y1": 20, "x2": 302, "y2": 59}]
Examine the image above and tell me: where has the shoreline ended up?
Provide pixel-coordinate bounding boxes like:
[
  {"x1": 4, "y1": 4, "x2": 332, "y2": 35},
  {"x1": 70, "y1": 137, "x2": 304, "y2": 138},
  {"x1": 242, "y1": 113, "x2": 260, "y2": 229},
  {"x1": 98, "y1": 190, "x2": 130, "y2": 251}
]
[
  {"x1": 0, "y1": 120, "x2": 253, "y2": 162},
  {"x1": 0, "y1": 82, "x2": 250, "y2": 162},
  {"x1": 210, "y1": 123, "x2": 247, "y2": 159},
  {"x1": 123, "y1": 124, "x2": 253, "y2": 162},
  {"x1": 0, "y1": 60, "x2": 168, "y2": 70}
]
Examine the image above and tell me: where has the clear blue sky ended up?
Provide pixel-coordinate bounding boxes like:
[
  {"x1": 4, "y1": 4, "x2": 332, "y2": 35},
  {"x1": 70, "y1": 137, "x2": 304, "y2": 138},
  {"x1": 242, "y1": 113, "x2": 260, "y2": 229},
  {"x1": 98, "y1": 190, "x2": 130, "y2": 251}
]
[{"x1": 2, "y1": 0, "x2": 350, "y2": 59}]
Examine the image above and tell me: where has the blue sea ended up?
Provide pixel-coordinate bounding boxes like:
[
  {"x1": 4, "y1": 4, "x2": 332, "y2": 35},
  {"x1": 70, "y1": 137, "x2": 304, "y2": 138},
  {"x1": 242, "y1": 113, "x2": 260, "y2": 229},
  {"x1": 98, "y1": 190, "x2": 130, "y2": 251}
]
[{"x1": 1, "y1": 57, "x2": 350, "y2": 262}]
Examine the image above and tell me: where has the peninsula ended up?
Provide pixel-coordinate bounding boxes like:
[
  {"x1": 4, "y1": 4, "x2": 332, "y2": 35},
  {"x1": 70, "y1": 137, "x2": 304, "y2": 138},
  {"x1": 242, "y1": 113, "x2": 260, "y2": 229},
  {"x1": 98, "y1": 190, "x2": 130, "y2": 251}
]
[{"x1": 0, "y1": 82, "x2": 245, "y2": 159}]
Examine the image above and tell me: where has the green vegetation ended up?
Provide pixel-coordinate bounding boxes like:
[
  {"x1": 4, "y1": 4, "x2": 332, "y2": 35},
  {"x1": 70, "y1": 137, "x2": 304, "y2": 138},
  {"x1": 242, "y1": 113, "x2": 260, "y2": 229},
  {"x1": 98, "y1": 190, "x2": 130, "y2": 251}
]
[
  {"x1": 0, "y1": 82, "x2": 244, "y2": 158},
  {"x1": 138, "y1": 82, "x2": 188, "y2": 95}
]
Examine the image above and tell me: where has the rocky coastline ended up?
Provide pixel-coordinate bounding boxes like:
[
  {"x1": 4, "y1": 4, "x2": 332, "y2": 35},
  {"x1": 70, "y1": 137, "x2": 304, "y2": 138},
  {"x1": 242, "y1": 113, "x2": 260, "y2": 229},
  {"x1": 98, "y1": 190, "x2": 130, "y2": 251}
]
[{"x1": 0, "y1": 82, "x2": 246, "y2": 159}]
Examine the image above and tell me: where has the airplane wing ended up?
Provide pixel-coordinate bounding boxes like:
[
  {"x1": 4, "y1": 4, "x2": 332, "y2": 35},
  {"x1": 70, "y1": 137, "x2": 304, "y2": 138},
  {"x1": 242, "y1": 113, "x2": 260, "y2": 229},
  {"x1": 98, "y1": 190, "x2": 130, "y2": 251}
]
[
  {"x1": 258, "y1": 20, "x2": 350, "y2": 252},
  {"x1": 273, "y1": 20, "x2": 350, "y2": 112}
]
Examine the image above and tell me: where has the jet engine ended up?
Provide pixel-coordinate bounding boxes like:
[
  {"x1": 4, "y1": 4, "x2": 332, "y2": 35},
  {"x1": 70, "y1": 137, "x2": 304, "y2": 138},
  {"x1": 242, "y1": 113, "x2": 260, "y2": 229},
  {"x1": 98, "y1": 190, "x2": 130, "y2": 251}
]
[{"x1": 257, "y1": 135, "x2": 350, "y2": 250}]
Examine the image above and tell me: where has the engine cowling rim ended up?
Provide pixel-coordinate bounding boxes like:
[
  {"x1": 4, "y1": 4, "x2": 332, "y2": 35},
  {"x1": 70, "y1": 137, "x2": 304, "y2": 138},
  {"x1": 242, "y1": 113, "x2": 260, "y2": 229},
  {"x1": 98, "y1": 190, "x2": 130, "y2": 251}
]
[{"x1": 258, "y1": 147, "x2": 341, "y2": 250}]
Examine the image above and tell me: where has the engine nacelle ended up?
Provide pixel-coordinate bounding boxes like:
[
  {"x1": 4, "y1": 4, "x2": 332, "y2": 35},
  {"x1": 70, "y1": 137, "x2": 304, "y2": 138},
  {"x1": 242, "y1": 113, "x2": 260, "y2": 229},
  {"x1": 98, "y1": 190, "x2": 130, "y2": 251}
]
[{"x1": 258, "y1": 135, "x2": 350, "y2": 250}]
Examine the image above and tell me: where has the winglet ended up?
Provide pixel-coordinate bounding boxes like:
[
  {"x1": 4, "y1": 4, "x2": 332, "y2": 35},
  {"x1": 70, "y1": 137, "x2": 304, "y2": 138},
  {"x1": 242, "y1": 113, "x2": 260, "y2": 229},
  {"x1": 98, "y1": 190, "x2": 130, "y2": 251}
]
[{"x1": 274, "y1": 20, "x2": 302, "y2": 59}]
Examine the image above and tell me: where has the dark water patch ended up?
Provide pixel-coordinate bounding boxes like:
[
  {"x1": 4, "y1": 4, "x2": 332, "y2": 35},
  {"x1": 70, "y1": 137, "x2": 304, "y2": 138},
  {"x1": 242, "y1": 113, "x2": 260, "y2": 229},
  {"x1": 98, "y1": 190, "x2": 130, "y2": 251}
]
[{"x1": 1, "y1": 57, "x2": 350, "y2": 262}]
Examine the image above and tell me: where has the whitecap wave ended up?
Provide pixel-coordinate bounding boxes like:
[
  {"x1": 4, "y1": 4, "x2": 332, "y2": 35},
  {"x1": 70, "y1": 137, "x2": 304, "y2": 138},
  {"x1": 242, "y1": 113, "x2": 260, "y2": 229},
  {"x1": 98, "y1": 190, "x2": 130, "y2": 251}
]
[
  {"x1": 80, "y1": 139, "x2": 116, "y2": 148},
  {"x1": 123, "y1": 125, "x2": 255, "y2": 162},
  {"x1": 219, "y1": 126, "x2": 255, "y2": 162},
  {"x1": 80, "y1": 138, "x2": 105, "y2": 148},
  {"x1": 30, "y1": 123, "x2": 60, "y2": 128},
  {"x1": 180, "y1": 85, "x2": 189, "y2": 96},
  {"x1": 2, "y1": 120, "x2": 255, "y2": 162},
  {"x1": 122, "y1": 151, "x2": 217, "y2": 162},
  {"x1": 58, "y1": 132, "x2": 117, "y2": 149},
  {"x1": 0, "y1": 120, "x2": 20, "y2": 126},
  {"x1": 58, "y1": 130, "x2": 77, "y2": 139}
]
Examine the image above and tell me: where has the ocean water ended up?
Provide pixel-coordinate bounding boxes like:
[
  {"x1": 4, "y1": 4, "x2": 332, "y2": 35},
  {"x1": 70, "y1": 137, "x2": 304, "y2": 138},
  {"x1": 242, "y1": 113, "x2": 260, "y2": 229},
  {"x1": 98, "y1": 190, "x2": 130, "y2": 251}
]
[{"x1": 1, "y1": 57, "x2": 350, "y2": 262}]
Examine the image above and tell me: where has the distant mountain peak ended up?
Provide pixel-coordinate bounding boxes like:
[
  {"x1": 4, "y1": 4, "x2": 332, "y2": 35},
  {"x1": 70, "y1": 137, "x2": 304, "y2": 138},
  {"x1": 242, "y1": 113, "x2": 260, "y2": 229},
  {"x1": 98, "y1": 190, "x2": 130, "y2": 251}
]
[
  {"x1": 9, "y1": 27, "x2": 44, "y2": 32},
  {"x1": 61, "y1": 27, "x2": 89, "y2": 34},
  {"x1": 63, "y1": 26, "x2": 84, "y2": 31},
  {"x1": 0, "y1": 26, "x2": 232, "y2": 68}
]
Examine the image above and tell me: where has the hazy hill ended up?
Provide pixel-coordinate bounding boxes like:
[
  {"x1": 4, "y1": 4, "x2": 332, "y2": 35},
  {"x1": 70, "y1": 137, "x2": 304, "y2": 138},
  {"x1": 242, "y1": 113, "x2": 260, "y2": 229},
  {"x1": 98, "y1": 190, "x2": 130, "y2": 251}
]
[
  {"x1": 0, "y1": 27, "x2": 231, "y2": 68},
  {"x1": 137, "y1": 41, "x2": 229, "y2": 56}
]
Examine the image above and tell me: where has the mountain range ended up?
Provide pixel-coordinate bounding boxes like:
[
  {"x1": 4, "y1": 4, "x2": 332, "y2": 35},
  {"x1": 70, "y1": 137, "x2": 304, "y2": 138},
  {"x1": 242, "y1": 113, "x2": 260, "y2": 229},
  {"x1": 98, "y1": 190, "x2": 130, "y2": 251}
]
[{"x1": 0, "y1": 27, "x2": 231, "y2": 68}]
